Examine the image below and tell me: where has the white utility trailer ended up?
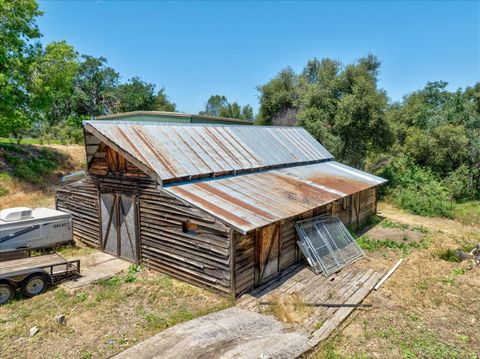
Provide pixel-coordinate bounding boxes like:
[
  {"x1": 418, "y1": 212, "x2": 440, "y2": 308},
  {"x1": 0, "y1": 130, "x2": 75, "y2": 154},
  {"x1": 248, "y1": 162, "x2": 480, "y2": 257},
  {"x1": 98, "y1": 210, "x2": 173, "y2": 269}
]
[{"x1": 0, "y1": 207, "x2": 73, "y2": 252}]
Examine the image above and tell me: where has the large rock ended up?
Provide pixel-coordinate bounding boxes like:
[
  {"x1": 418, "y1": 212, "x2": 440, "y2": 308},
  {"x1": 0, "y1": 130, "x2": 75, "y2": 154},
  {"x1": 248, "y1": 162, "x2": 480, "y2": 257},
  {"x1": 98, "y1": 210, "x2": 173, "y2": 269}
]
[{"x1": 113, "y1": 307, "x2": 310, "y2": 359}]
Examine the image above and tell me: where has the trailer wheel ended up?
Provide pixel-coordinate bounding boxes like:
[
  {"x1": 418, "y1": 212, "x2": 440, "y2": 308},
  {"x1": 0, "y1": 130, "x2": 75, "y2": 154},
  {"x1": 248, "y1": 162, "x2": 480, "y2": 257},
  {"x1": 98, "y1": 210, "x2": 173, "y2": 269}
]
[
  {"x1": 21, "y1": 275, "x2": 48, "y2": 298},
  {"x1": 0, "y1": 283, "x2": 14, "y2": 305}
]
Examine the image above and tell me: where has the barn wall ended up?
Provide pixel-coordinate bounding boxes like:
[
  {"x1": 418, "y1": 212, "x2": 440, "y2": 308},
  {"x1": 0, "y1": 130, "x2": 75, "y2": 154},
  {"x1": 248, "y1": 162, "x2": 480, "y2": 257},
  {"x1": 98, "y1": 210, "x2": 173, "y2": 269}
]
[
  {"x1": 56, "y1": 177, "x2": 101, "y2": 248},
  {"x1": 58, "y1": 142, "x2": 234, "y2": 294},
  {"x1": 233, "y1": 231, "x2": 255, "y2": 295},
  {"x1": 138, "y1": 187, "x2": 233, "y2": 294},
  {"x1": 233, "y1": 187, "x2": 378, "y2": 296}
]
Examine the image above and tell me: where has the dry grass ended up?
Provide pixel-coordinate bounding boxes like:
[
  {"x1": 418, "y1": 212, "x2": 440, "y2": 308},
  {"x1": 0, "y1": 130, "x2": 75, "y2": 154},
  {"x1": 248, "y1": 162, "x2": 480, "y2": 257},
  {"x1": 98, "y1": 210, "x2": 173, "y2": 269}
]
[
  {"x1": 0, "y1": 260, "x2": 231, "y2": 359},
  {"x1": 0, "y1": 144, "x2": 85, "y2": 209},
  {"x1": 311, "y1": 202, "x2": 480, "y2": 359},
  {"x1": 262, "y1": 292, "x2": 312, "y2": 324}
]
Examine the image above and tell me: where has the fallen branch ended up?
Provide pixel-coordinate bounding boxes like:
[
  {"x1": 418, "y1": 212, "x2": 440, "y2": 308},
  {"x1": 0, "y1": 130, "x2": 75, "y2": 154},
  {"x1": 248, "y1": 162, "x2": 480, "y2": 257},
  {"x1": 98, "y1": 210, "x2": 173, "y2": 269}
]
[{"x1": 374, "y1": 258, "x2": 403, "y2": 290}]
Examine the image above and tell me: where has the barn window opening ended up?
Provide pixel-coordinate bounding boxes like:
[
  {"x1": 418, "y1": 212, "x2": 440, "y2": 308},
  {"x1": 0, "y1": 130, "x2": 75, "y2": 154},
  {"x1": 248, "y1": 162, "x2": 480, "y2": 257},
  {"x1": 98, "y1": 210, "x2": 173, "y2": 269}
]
[{"x1": 182, "y1": 221, "x2": 198, "y2": 235}]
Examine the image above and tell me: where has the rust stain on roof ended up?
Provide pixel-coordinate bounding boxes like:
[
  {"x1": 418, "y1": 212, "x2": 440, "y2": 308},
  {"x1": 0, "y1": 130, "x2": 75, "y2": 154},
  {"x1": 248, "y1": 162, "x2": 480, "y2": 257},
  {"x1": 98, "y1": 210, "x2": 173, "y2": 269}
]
[
  {"x1": 204, "y1": 127, "x2": 244, "y2": 167},
  {"x1": 115, "y1": 127, "x2": 152, "y2": 169},
  {"x1": 172, "y1": 187, "x2": 251, "y2": 227},
  {"x1": 172, "y1": 128, "x2": 215, "y2": 173},
  {"x1": 86, "y1": 121, "x2": 334, "y2": 182},
  {"x1": 270, "y1": 172, "x2": 341, "y2": 202},
  {"x1": 222, "y1": 128, "x2": 260, "y2": 165},
  {"x1": 164, "y1": 161, "x2": 386, "y2": 233},
  {"x1": 189, "y1": 128, "x2": 225, "y2": 170},
  {"x1": 308, "y1": 176, "x2": 370, "y2": 195},
  {"x1": 194, "y1": 182, "x2": 276, "y2": 220},
  {"x1": 131, "y1": 126, "x2": 177, "y2": 177}
]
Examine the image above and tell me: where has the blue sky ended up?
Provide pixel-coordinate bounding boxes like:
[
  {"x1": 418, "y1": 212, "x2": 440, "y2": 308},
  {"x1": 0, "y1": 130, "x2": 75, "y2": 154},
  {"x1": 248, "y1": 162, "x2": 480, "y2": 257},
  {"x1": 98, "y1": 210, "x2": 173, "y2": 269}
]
[{"x1": 37, "y1": 1, "x2": 479, "y2": 114}]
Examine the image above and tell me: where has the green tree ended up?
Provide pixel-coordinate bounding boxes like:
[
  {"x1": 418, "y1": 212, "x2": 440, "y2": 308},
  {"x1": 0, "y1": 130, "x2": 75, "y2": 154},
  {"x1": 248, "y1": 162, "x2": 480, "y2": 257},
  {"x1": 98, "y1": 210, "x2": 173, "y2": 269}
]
[
  {"x1": 381, "y1": 80, "x2": 480, "y2": 202},
  {"x1": 257, "y1": 67, "x2": 299, "y2": 125},
  {"x1": 30, "y1": 41, "x2": 79, "y2": 134},
  {"x1": 200, "y1": 95, "x2": 229, "y2": 117},
  {"x1": 405, "y1": 125, "x2": 469, "y2": 176},
  {"x1": 115, "y1": 76, "x2": 157, "y2": 112},
  {"x1": 200, "y1": 95, "x2": 253, "y2": 120},
  {"x1": 257, "y1": 54, "x2": 393, "y2": 166},
  {"x1": 241, "y1": 104, "x2": 254, "y2": 120},
  {"x1": 334, "y1": 56, "x2": 392, "y2": 167},
  {"x1": 72, "y1": 55, "x2": 119, "y2": 117},
  {"x1": 0, "y1": 0, "x2": 42, "y2": 140},
  {"x1": 154, "y1": 88, "x2": 176, "y2": 112}
]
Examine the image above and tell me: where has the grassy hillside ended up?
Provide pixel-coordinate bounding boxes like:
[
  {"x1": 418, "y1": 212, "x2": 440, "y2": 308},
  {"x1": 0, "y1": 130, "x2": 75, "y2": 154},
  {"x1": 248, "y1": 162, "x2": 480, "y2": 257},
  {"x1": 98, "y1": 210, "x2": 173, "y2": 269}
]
[{"x1": 0, "y1": 143, "x2": 85, "y2": 209}]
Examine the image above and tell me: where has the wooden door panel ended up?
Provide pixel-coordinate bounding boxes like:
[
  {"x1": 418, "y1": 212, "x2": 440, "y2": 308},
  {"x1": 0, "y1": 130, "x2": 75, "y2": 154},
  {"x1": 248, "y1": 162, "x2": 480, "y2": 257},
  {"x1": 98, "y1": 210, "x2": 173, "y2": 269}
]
[
  {"x1": 100, "y1": 193, "x2": 139, "y2": 262},
  {"x1": 257, "y1": 223, "x2": 280, "y2": 284},
  {"x1": 101, "y1": 193, "x2": 118, "y2": 255},
  {"x1": 119, "y1": 196, "x2": 137, "y2": 261}
]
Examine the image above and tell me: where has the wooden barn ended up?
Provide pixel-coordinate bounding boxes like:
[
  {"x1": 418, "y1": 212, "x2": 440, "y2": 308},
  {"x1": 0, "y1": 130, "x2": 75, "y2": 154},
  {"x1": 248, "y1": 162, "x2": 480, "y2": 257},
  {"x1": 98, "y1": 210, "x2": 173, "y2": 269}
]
[{"x1": 56, "y1": 121, "x2": 386, "y2": 296}]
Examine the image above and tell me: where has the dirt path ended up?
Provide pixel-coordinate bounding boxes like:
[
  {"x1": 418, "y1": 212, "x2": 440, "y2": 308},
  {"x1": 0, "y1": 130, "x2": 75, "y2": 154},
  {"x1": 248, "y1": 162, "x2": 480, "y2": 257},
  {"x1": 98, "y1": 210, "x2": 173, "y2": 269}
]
[{"x1": 380, "y1": 202, "x2": 479, "y2": 240}]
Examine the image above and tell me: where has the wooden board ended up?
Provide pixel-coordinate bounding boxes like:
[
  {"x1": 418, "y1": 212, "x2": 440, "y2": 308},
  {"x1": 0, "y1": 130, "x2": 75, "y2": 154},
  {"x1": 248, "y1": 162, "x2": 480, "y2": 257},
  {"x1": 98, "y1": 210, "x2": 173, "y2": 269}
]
[
  {"x1": 0, "y1": 254, "x2": 67, "y2": 275},
  {"x1": 237, "y1": 263, "x2": 384, "y2": 339}
]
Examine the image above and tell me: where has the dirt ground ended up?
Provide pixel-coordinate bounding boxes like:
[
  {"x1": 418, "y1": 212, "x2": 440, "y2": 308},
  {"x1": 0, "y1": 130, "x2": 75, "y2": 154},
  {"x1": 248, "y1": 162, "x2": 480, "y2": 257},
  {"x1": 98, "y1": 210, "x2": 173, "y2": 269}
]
[{"x1": 311, "y1": 202, "x2": 480, "y2": 359}]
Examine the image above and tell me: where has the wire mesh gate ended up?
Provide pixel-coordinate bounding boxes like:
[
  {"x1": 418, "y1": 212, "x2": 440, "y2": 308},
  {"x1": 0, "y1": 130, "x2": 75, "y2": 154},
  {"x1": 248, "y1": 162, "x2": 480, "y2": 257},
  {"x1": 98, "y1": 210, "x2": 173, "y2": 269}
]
[{"x1": 295, "y1": 215, "x2": 364, "y2": 276}]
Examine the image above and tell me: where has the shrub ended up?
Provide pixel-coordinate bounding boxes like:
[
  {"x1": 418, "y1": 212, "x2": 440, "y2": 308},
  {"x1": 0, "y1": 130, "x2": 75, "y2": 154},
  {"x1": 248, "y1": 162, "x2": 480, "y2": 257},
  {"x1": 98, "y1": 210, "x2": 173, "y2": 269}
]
[
  {"x1": 374, "y1": 156, "x2": 453, "y2": 217},
  {"x1": 443, "y1": 165, "x2": 479, "y2": 201},
  {"x1": 437, "y1": 248, "x2": 461, "y2": 263}
]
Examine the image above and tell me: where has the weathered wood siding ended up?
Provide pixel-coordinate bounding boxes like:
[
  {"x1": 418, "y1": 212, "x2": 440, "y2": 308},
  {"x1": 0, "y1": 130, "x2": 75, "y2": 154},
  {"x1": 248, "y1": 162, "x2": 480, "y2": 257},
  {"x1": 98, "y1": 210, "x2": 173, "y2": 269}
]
[
  {"x1": 233, "y1": 232, "x2": 255, "y2": 295},
  {"x1": 279, "y1": 217, "x2": 298, "y2": 271},
  {"x1": 232, "y1": 187, "x2": 378, "y2": 296},
  {"x1": 138, "y1": 187, "x2": 233, "y2": 293},
  {"x1": 55, "y1": 177, "x2": 101, "y2": 248}
]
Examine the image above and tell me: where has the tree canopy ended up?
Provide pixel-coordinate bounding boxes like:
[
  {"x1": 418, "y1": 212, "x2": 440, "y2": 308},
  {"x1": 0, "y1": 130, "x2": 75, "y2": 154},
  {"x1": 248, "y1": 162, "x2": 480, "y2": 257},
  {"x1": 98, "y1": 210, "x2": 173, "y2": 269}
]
[
  {"x1": 199, "y1": 95, "x2": 254, "y2": 120},
  {"x1": 114, "y1": 77, "x2": 176, "y2": 113},
  {"x1": 0, "y1": 0, "x2": 42, "y2": 139},
  {"x1": 0, "y1": 0, "x2": 179, "y2": 142},
  {"x1": 257, "y1": 55, "x2": 393, "y2": 167}
]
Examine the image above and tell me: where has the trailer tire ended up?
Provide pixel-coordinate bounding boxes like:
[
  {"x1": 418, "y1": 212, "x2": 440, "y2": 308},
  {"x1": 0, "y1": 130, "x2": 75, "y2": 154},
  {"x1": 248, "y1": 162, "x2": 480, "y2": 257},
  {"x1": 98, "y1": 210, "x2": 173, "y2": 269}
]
[
  {"x1": 21, "y1": 275, "x2": 48, "y2": 298},
  {"x1": 0, "y1": 283, "x2": 14, "y2": 305}
]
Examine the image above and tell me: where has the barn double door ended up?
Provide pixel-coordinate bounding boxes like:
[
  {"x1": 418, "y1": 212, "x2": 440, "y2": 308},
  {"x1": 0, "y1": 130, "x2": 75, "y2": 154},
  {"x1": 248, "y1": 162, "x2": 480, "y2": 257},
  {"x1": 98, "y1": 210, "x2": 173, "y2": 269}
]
[
  {"x1": 100, "y1": 194, "x2": 139, "y2": 262},
  {"x1": 255, "y1": 223, "x2": 281, "y2": 285}
]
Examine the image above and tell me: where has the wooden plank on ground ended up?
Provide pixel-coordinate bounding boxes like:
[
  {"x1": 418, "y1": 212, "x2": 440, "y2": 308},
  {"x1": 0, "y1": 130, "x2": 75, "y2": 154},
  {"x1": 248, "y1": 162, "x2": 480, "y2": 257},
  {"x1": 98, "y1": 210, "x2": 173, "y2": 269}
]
[{"x1": 307, "y1": 271, "x2": 382, "y2": 347}]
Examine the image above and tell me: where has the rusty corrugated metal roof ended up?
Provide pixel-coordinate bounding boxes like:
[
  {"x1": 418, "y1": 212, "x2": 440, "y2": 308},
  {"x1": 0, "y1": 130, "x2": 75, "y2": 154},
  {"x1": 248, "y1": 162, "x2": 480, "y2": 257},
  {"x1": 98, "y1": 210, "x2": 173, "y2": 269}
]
[
  {"x1": 84, "y1": 121, "x2": 333, "y2": 182},
  {"x1": 164, "y1": 161, "x2": 387, "y2": 234}
]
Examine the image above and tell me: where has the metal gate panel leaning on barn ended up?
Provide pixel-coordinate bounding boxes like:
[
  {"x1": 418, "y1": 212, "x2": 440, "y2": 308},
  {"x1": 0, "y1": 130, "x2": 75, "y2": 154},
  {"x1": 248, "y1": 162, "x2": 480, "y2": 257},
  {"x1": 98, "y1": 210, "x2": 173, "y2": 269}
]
[{"x1": 55, "y1": 113, "x2": 387, "y2": 296}]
